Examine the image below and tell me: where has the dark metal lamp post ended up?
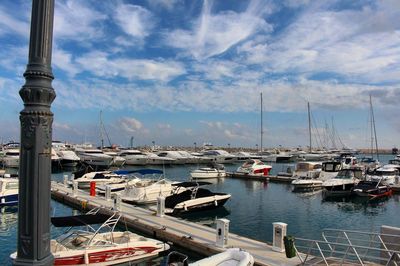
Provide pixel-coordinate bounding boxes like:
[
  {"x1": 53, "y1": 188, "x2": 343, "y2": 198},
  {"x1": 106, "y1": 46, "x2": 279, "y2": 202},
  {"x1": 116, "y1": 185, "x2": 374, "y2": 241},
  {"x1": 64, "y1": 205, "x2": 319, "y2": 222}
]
[{"x1": 14, "y1": 0, "x2": 55, "y2": 265}]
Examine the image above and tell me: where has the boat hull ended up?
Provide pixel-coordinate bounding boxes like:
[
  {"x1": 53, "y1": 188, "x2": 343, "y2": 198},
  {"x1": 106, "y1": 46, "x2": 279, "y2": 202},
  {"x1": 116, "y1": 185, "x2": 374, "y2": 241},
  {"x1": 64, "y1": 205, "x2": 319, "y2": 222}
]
[{"x1": 0, "y1": 194, "x2": 18, "y2": 206}]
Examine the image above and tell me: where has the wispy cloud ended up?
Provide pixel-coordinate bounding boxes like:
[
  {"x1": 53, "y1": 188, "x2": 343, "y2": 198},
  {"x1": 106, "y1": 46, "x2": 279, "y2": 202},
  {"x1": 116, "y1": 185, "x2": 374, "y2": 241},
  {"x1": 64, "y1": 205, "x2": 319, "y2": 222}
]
[
  {"x1": 118, "y1": 117, "x2": 143, "y2": 133},
  {"x1": 164, "y1": 0, "x2": 272, "y2": 59}
]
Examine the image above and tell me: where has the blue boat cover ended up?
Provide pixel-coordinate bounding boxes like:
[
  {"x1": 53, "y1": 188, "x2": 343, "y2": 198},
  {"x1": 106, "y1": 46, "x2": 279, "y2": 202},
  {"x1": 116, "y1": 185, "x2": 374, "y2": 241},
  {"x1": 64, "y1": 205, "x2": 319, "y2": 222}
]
[{"x1": 113, "y1": 169, "x2": 163, "y2": 175}]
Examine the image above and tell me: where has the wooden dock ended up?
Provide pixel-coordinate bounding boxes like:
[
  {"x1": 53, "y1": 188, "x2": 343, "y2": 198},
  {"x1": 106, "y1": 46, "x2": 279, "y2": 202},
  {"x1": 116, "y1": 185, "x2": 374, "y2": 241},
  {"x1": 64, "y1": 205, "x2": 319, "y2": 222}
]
[
  {"x1": 227, "y1": 172, "x2": 295, "y2": 183},
  {"x1": 51, "y1": 181, "x2": 303, "y2": 266}
]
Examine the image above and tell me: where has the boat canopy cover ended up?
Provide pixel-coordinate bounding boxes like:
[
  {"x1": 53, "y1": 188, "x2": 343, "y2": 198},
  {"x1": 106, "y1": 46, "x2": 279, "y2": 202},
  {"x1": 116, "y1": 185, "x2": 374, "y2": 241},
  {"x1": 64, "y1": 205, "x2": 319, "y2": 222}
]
[
  {"x1": 51, "y1": 213, "x2": 110, "y2": 227},
  {"x1": 113, "y1": 169, "x2": 163, "y2": 175},
  {"x1": 172, "y1": 181, "x2": 212, "y2": 187}
]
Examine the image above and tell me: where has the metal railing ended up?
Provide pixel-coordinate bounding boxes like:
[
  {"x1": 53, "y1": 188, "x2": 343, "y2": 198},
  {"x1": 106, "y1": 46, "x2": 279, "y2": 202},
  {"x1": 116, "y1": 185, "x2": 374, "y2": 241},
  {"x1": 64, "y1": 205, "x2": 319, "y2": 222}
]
[{"x1": 293, "y1": 228, "x2": 400, "y2": 265}]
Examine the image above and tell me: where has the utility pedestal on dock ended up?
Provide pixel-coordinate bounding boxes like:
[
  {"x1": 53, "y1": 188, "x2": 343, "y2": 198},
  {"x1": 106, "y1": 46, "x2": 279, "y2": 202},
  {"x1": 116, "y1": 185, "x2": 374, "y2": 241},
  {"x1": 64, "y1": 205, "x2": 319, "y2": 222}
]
[
  {"x1": 157, "y1": 196, "x2": 165, "y2": 217},
  {"x1": 272, "y1": 222, "x2": 287, "y2": 252},
  {"x1": 216, "y1": 218, "x2": 230, "y2": 248}
]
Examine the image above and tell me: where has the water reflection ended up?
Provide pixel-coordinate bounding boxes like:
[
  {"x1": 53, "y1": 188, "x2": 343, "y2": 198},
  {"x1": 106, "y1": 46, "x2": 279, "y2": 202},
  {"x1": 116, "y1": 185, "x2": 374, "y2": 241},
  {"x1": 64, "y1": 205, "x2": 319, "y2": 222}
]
[
  {"x1": 0, "y1": 206, "x2": 18, "y2": 236},
  {"x1": 322, "y1": 195, "x2": 391, "y2": 215},
  {"x1": 243, "y1": 180, "x2": 268, "y2": 192},
  {"x1": 179, "y1": 207, "x2": 230, "y2": 227}
]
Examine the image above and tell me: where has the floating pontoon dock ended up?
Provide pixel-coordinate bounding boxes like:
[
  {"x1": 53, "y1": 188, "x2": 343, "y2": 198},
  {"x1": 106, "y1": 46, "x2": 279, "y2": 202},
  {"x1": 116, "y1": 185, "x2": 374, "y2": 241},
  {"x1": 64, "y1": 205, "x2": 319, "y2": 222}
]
[
  {"x1": 51, "y1": 181, "x2": 302, "y2": 266},
  {"x1": 226, "y1": 172, "x2": 296, "y2": 183}
]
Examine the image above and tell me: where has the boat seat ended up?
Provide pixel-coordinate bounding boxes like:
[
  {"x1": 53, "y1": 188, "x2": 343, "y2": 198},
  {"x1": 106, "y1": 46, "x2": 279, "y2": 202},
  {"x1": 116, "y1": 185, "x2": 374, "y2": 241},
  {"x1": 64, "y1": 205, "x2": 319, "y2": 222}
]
[{"x1": 50, "y1": 240, "x2": 68, "y2": 252}]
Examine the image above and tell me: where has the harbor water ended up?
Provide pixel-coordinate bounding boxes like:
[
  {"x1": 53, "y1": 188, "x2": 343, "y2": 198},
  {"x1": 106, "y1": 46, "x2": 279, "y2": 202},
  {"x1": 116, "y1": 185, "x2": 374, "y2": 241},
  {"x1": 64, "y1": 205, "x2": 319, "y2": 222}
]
[{"x1": 1, "y1": 154, "x2": 400, "y2": 264}]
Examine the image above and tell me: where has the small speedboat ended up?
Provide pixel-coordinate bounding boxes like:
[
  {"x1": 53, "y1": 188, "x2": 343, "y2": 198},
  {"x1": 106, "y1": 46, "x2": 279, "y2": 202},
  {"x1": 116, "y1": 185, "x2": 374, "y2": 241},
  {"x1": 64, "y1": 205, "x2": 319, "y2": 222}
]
[
  {"x1": 368, "y1": 166, "x2": 399, "y2": 185},
  {"x1": 0, "y1": 178, "x2": 19, "y2": 206},
  {"x1": 163, "y1": 182, "x2": 231, "y2": 215},
  {"x1": 163, "y1": 248, "x2": 254, "y2": 266},
  {"x1": 70, "y1": 170, "x2": 127, "y2": 189},
  {"x1": 120, "y1": 169, "x2": 177, "y2": 204},
  {"x1": 322, "y1": 168, "x2": 363, "y2": 197},
  {"x1": 10, "y1": 208, "x2": 169, "y2": 265},
  {"x1": 190, "y1": 162, "x2": 226, "y2": 179},
  {"x1": 236, "y1": 159, "x2": 272, "y2": 176},
  {"x1": 352, "y1": 180, "x2": 392, "y2": 198},
  {"x1": 291, "y1": 176, "x2": 323, "y2": 192}
]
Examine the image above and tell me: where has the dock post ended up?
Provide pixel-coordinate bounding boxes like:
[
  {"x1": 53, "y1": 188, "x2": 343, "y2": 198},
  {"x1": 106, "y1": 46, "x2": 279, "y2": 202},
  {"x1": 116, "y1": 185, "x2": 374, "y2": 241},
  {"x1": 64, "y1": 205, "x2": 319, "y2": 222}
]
[
  {"x1": 70, "y1": 174, "x2": 75, "y2": 181},
  {"x1": 63, "y1": 175, "x2": 68, "y2": 186},
  {"x1": 114, "y1": 195, "x2": 121, "y2": 210},
  {"x1": 105, "y1": 186, "x2": 111, "y2": 201},
  {"x1": 157, "y1": 196, "x2": 165, "y2": 217},
  {"x1": 272, "y1": 222, "x2": 287, "y2": 252},
  {"x1": 216, "y1": 218, "x2": 230, "y2": 248},
  {"x1": 72, "y1": 181, "x2": 78, "y2": 197}
]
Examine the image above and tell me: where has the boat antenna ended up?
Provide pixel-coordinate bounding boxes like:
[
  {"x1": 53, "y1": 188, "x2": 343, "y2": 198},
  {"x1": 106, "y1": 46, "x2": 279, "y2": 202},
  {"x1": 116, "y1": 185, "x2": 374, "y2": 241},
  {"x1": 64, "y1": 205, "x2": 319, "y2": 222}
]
[
  {"x1": 260, "y1": 92, "x2": 263, "y2": 152},
  {"x1": 308, "y1": 102, "x2": 312, "y2": 152}
]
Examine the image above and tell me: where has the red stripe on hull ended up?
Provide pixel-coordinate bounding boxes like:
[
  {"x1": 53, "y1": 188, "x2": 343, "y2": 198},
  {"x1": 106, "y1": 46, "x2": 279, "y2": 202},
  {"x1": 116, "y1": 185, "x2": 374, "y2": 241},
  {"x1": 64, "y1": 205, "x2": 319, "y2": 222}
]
[{"x1": 54, "y1": 246, "x2": 159, "y2": 265}]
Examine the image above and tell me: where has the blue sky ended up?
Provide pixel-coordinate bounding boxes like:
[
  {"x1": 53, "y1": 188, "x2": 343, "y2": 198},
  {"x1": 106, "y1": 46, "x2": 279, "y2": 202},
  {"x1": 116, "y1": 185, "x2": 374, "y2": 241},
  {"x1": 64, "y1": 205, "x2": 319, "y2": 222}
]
[{"x1": 0, "y1": 0, "x2": 400, "y2": 149}]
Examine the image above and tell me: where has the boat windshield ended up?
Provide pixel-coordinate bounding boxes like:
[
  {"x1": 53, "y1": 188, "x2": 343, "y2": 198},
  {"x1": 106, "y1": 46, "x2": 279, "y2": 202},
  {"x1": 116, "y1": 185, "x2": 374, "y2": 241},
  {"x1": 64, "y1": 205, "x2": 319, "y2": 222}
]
[
  {"x1": 57, "y1": 231, "x2": 93, "y2": 249},
  {"x1": 335, "y1": 170, "x2": 354, "y2": 179},
  {"x1": 6, "y1": 182, "x2": 18, "y2": 190},
  {"x1": 374, "y1": 170, "x2": 397, "y2": 176},
  {"x1": 322, "y1": 162, "x2": 341, "y2": 172}
]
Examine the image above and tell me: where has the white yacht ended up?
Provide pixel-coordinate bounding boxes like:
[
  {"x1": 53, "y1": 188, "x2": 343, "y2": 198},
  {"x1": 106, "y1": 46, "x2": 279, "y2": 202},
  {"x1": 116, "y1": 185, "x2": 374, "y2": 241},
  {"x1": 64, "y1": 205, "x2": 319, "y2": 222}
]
[
  {"x1": 156, "y1": 151, "x2": 188, "y2": 164},
  {"x1": 52, "y1": 142, "x2": 81, "y2": 167},
  {"x1": 236, "y1": 159, "x2": 272, "y2": 176},
  {"x1": 318, "y1": 161, "x2": 343, "y2": 181},
  {"x1": 118, "y1": 149, "x2": 148, "y2": 165},
  {"x1": 0, "y1": 178, "x2": 19, "y2": 206},
  {"x1": 75, "y1": 148, "x2": 113, "y2": 168},
  {"x1": 368, "y1": 166, "x2": 399, "y2": 185},
  {"x1": 71, "y1": 171, "x2": 127, "y2": 189},
  {"x1": 290, "y1": 161, "x2": 322, "y2": 179},
  {"x1": 322, "y1": 168, "x2": 363, "y2": 197},
  {"x1": 2, "y1": 149, "x2": 20, "y2": 168},
  {"x1": 190, "y1": 163, "x2": 226, "y2": 179},
  {"x1": 102, "y1": 150, "x2": 126, "y2": 167},
  {"x1": 145, "y1": 152, "x2": 176, "y2": 165},
  {"x1": 201, "y1": 150, "x2": 237, "y2": 164}
]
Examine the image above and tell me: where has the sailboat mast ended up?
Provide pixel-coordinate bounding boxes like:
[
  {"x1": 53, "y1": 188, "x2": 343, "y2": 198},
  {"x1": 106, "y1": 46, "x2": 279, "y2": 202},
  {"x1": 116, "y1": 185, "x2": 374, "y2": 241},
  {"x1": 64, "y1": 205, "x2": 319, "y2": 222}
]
[
  {"x1": 100, "y1": 110, "x2": 104, "y2": 149},
  {"x1": 308, "y1": 102, "x2": 312, "y2": 152},
  {"x1": 260, "y1": 92, "x2": 263, "y2": 152},
  {"x1": 370, "y1": 95, "x2": 379, "y2": 160}
]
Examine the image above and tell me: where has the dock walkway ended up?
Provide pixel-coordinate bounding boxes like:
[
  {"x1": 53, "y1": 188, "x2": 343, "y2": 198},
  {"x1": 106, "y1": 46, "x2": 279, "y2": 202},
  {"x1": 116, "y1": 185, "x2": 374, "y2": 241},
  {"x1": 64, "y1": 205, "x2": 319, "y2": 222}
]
[{"x1": 51, "y1": 181, "x2": 303, "y2": 266}]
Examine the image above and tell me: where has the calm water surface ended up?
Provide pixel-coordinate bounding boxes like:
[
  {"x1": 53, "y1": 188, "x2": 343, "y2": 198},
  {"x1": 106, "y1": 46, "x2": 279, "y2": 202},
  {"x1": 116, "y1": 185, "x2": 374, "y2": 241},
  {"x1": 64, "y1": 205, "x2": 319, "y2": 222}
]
[{"x1": 1, "y1": 154, "x2": 399, "y2": 264}]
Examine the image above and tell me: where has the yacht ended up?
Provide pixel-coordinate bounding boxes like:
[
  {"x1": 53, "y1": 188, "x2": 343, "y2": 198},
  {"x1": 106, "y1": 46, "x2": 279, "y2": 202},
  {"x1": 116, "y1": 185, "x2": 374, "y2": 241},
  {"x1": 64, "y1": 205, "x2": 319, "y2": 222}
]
[
  {"x1": 53, "y1": 142, "x2": 81, "y2": 167},
  {"x1": 162, "y1": 182, "x2": 231, "y2": 215},
  {"x1": 0, "y1": 178, "x2": 19, "y2": 206},
  {"x1": 120, "y1": 169, "x2": 177, "y2": 204},
  {"x1": 190, "y1": 162, "x2": 226, "y2": 179},
  {"x1": 290, "y1": 161, "x2": 322, "y2": 179},
  {"x1": 236, "y1": 159, "x2": 272, "y2": 176},
  {"x1": 368, "y1": 166, "x2": 399, "y2": 185},
  {"x1": 75, "y1": 148, "x2": 113, "y2": 169},
  {"x1": 102, "y1": 150, "x2": 126, "y2": 167},
  {"x1": 156, "y1": 150, "x2": 188, "y2": 164},
  {"x1": 322, "y1": 168, "x2": 363, "y2": 197},
  {"x1": 201, "y1": 150, "x2": 237, "y2": 164},
  {"x1": 71, "y1": 171, "x2": 127, "y2": 189},
  {"x1": 118, "y1": 149, "x2": 148, "y2": 165},
  {"x1": 2, "y1": 149, "x2": 20, "y2": 168},
  {"x1": 11, "y1": 208, "x2": 170, "y2": 265},
  {"x1": 145, "y1": 152, "x2": 176, "y2": 165},
  {"x1": 352, "y1": 180, "x2": 392, "y2": 198},
  {"x1": 318, "y1": 161, "x2": 343, "y2": 181}
]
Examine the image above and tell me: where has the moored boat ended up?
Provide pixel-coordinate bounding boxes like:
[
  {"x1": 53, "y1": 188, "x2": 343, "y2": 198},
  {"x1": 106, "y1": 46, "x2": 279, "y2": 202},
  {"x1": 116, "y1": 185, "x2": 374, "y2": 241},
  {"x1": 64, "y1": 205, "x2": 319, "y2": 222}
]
[
  {"x1": 352, "y1": 180, "x2": 392, "y2": 198},
  {"x1": 71, "y1": 171, "x2": 127, "y2": 189},
  {"x1": 10, "y1": 208, "x2": 169, "y2": 265},
  {"x1": 235, "y1": 159, "x2": 272, "y2": 176},
  {"x1": 0, "y1": 178, "x2": 19, "y2": 206},
  {"x1": 190, "y1": 162, "x2": 226, "y2": 179},
  {"x1": 322, "y1": 168, "x2": 363, "y2": 197}
]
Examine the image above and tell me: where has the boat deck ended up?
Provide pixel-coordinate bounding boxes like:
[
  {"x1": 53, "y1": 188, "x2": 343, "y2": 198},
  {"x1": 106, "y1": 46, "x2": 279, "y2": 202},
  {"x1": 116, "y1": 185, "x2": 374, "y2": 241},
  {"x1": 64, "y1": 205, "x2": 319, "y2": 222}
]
[
  {"x1": 227, "y1": 172, "x2": 295, "y2": 183},
  {"x1": 51, "y1": 181, "x2": 303, "y2": 266}
]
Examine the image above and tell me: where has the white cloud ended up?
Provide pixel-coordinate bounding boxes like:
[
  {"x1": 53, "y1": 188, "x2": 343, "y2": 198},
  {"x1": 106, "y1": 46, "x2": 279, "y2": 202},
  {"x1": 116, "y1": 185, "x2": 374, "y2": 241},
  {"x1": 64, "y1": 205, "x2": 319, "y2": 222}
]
[
  {"x1": 118, "y1": 117, "x2": 143, "y2": 133},
  {"x1": 114, "y1": 3, "x2": 155, "y2": 42},
  {"x1": 146, "y1": 0, "x2": 182, "y2": 11},
  {"x1": 164, "y1": 0, "x2": 272, "y2": 59},
  {"x1": 54, "y1": 0, "x2": 107, "y2": 41},
  {"x1": 0, "y1": 6, "x2": 29, "y2": 37},
  {"x1": 76, "y1": 51, "x2": 185, "y2": 82}
]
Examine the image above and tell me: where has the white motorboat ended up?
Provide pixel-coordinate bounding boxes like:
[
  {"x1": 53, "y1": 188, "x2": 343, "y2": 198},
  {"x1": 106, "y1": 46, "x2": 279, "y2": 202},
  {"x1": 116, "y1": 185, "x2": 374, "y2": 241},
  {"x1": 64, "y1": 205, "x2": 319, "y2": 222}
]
[
  {"x1": 322, "y1": 168, "x2": 363, "y2": 197},
  {"x1": 234, "y1": 151, "x2": 260, "y2": 161},
  {"x1": 156, "y1": 151, "x2": 188, "y2": 164},
  {"x1": 190, "y1": 163, "x2": 226, "y2": 179},
  {"x1": 0, "y1": 178, "x2": 19, "y2": 206},
  {"x1": 51, "y1": 148, "x2": 62, "y2": 168},
  {"x1": 163, "y1": 181, "x2": 231, "y2": 215},
  {"x1": 71, "y1": 171, "x2": 127, "y2": 189},
  {"x1": 2, "y1": 148, "x2": 20, "y2": 168},
  {"x1": 201, "y1": 150, "x2": 237, "y2": 164},
  {"x1": 164, "y1": 248, "x2": 254, "y2": 266},
  {"x1": 318, "y1": 161, "x2": 343, "y2": 181},
  {"x1": 75, "y1": 148, "x2": 113, "y2": 168},
  {"x1": 291, "y1": 176, "x2": 323, "y2": 192},
  {"x1": 118, "y1": 149, "x2": 149, "y2": 165},
  {"x1": 57, "y1": 149, "x2": 81, "y2": 167},
  {"x1": 120, "y1": 169, "x2": 177, "y2": 204},
  {"x1": 290, "y1": 161, "x2": 322, "y2": 179},
  {"x1": 102, "y1": 150, "x2": 126, "y2": 167},
  {"x1": 368, "y1": 166, "x2": 399, "y2": 185},
  {"x1": 236, "y1": 159, "x2": 272, "y2": 176},
  {"x1": 11, "y1": 208, "x2": 169, "y2": 265},
  {"x1": 145, "y1": 152, "x2": 176, "y2": 165}
]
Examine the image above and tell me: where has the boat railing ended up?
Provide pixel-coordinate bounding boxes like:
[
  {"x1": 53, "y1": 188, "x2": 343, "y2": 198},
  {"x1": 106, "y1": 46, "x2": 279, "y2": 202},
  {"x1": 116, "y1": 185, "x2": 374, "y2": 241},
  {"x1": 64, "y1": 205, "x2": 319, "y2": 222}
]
[
  {"x1": 88, "y1": 211, "x2": 121, "y2": 246},
  {"x1": 292, "y1": 228, "x2": 400, "y2": 265}
]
